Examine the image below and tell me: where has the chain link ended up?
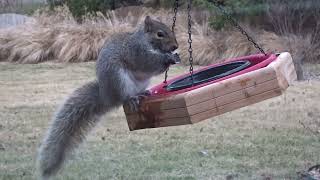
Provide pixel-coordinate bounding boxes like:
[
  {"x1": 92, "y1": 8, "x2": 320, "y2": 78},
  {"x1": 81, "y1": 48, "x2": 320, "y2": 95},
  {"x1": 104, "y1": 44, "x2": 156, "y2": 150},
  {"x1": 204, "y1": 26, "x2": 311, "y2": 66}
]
[
  {"x1": 187, "y1": 0, "x2": 194, "y2": 85},
  {"x1": 164, "y1": 0, "x2": 179, "y2": 83},
  {"x1": 208, "y1": 0, "x2": 267, "y2": 55},
  {"x1": 172, "y1": 0, "x2": 179, "y2": 33}
]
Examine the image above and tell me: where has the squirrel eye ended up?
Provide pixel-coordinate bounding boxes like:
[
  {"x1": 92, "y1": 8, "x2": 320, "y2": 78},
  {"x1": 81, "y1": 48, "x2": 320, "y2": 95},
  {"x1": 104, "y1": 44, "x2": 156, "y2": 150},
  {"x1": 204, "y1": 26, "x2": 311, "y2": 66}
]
[{"x1": 157, "y1": 31, "x2": 165, "y2": 38}]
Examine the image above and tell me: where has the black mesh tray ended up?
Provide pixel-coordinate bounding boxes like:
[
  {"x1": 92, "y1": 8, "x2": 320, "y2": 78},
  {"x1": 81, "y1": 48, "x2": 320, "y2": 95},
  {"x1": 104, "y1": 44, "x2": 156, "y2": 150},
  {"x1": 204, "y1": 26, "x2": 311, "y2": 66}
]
[{"x1": 166, "y1": 60, "x2": 251, "y2": 91}]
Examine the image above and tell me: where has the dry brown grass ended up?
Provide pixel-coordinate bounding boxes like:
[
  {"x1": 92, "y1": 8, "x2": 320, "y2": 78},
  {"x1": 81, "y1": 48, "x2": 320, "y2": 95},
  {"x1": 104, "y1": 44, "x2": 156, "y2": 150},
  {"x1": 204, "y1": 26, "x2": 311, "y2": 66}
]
[
  {"x1": 0, "y1": 6, "x2": 134, "y2": 63},
  {"x1": 0, "y1": 5, "x2": 301, "y2": 65}
]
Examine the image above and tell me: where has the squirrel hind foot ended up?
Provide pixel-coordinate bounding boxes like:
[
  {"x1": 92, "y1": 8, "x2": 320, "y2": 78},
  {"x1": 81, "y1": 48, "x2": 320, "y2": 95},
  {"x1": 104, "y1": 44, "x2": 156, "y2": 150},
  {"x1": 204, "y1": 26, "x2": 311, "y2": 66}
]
[{"x1": 126, "y1": 93, "x2": 149, "y2": 112}]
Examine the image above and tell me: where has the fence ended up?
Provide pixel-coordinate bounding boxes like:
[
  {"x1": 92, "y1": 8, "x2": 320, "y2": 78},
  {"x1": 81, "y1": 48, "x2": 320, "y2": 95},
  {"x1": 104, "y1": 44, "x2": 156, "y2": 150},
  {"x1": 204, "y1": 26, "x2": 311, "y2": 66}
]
[
  {"x1": 0, "y1": 0, "x2": 46, "y2": 14},
  {"x1": 0, "y1": 13, "x2": 33, "y2": 28}
]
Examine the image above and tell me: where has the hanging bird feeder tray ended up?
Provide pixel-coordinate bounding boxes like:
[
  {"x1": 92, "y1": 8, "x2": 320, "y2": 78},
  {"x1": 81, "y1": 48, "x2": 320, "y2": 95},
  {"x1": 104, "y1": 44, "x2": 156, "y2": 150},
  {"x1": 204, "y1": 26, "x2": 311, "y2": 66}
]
[{"x1": 123, "y1": 52, "x2": 297, "y2": 131}]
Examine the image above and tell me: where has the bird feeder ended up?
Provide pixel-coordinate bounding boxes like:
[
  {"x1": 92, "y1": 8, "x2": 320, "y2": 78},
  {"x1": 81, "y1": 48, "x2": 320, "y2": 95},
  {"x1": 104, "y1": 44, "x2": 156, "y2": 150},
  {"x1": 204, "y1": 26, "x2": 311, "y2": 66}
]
[{"x1": 123, "y1": 52, "x2": 297, "y2": 131}]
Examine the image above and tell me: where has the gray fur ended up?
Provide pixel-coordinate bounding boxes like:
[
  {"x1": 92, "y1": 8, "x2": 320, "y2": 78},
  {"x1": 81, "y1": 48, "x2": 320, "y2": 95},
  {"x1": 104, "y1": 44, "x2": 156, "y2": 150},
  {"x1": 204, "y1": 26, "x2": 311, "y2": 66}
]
[
  {"x1": 37, "y1": 16, "x2": 179, "y2": 179},
  {"x1": 37, "y1": 81, "x2": 109, "y2": 179}
]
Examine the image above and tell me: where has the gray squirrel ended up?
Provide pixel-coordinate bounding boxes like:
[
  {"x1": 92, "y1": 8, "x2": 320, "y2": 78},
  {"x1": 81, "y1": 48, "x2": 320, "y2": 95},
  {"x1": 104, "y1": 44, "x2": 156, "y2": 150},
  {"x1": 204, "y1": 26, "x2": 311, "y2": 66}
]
[{"x1": 37, "y1": 16, "x2": 180, "y2": 179}]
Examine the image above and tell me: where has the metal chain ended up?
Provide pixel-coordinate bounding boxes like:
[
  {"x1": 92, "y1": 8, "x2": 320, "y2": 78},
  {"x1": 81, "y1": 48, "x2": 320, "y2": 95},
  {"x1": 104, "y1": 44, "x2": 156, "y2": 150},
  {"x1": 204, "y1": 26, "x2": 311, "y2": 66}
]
[
  {"x1": 164, "y1": 0, "x2": 179, "y2": 83},
  {"x1": 208, "y1": 0, "x2": 267, "y2": 55},
  {"x1": 171, "y1": 0, "x2": 179, "y2": 33},
  {"x1": 165, "y1": 0, "x2": 265, "y2": 84},
  {"x1": 187, "y1": 0, "x2": 194, "y2": 84}
]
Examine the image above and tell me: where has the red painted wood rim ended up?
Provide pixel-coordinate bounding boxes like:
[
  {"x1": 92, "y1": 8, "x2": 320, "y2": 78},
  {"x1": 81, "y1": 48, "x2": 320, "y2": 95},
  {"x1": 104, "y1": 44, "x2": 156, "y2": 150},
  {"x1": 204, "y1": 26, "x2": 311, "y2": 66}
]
[{"x1": 149, "y1": 53, "x2": 278, "y2": 97}]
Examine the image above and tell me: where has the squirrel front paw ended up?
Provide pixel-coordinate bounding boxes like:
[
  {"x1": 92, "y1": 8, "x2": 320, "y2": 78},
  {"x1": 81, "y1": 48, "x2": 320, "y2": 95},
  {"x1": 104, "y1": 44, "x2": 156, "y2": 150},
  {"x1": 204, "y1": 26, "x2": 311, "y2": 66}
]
[
  {"x1": 127, "y1": 96, "x2": 141, "y2": 112},
  {"x1": 126, "y1": 90, "x2": 151, "y2": 112},
  {"x1": 138, "y1": 90, "x2": 151, "y2": 97},
  {"x1": 165, "y1": 53, "x2": 181, "y2": 65}
]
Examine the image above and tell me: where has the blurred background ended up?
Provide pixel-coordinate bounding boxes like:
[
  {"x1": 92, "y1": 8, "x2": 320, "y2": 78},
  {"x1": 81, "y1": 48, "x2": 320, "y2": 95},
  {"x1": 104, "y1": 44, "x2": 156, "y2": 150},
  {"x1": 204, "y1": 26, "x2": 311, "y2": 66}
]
[{"x1": 0, "y1": 1, "x2": 319, "y2": 179}]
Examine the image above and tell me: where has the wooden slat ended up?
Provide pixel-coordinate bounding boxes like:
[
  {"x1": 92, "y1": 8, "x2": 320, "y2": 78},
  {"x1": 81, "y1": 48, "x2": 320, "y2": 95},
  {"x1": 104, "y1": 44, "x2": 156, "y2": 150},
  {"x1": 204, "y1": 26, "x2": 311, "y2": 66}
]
[
  {"x1": 215, "y1": 78, "x2": 279, "y2": 106},
  {"x1": 211, "y1": 66, "x2": 277, "y2": 98},
  {"x1": 146, "y1": 93, "x2": 186, "y2": 110},
  {"x1": 126, "y1": 112, "x2": 192, "y2": 130},
  {"x1": 126, "y1": 113, "x2": 154, "y2": 131},
  {"x1": 187, "y1": 98, "x2": 217, "y2": 115},
  {"x1": 156, "y1": 117, "x2": 192, "y2": 127},
  {"x1": 183, "y1": 65, "x2": 277, "y2": 106},
  {"x1": 157, "y1": 107, "x2": 189, "y2": 119},
  {"x1": 123, "y1": 93, "x2": 186, "y2": 114},
  {"x1": 217, "y1": 88, "x2": 283, "y2": 114},
  {"x1": 190, "y1": 108, "x2": 219, "y2": 123},
  {"x1": 183, "y1": 84, "x2": 215, "y2": 107}
]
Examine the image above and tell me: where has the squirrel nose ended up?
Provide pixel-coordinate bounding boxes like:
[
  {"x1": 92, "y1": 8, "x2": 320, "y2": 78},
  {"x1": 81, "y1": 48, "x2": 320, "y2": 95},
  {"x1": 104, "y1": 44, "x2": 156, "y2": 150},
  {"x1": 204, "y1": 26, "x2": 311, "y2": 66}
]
[{"x1": 170, "y1": 44, "x2": 178, "y2": 52}]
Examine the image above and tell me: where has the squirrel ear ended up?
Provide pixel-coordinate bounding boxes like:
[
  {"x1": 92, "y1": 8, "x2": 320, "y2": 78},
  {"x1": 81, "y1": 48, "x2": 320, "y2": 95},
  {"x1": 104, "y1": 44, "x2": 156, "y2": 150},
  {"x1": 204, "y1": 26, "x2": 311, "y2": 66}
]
[{"x1": 144, "y1": 16, "x2": 153, "y2": 32}]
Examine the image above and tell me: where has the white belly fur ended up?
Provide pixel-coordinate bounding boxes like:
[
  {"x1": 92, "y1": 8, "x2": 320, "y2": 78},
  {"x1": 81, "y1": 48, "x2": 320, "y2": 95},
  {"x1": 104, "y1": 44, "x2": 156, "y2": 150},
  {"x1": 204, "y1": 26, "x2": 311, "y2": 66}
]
[{"x1": 119, "y1": 68, "x2": 150, "y2": 97}]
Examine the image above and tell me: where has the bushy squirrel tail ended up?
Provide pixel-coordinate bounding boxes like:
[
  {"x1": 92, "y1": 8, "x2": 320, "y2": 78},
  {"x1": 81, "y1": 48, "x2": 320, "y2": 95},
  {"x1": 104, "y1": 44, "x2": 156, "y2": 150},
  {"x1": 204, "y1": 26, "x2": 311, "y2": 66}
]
[{"x1": 37, "y1": 81, "x2": 109, "y2": 179}]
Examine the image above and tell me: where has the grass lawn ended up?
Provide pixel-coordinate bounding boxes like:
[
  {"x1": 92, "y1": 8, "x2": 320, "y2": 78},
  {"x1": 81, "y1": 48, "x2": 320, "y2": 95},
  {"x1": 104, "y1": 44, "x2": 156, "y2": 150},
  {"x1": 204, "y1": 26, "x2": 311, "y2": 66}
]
[{"x1": 0, "y1": 62, "x2": 319, "y2": 180}]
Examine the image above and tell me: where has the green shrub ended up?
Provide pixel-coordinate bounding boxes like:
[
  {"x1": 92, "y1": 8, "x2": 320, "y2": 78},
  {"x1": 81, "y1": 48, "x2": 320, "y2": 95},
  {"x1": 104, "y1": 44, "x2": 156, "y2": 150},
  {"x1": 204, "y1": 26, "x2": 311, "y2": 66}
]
[
  {"x1": 65, "y1": 0, "x2": 112, "y2": 18},
  {"x1": 208, "y1": 15, "x2": 227, "y2": 30},
  {"x1": 193, "y1": 0, "x2": 268, "y2": 30},
  {"x1": 50, "y1": 0, "x2": 142, "y2": 19}
]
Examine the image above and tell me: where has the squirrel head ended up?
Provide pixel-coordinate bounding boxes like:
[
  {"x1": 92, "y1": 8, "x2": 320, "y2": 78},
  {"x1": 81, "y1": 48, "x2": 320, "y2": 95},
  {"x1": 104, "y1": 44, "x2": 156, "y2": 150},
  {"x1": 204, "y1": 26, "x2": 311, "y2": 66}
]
[{"x1": 144, "y1": 16, "x2": 178, "y2": 53}]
